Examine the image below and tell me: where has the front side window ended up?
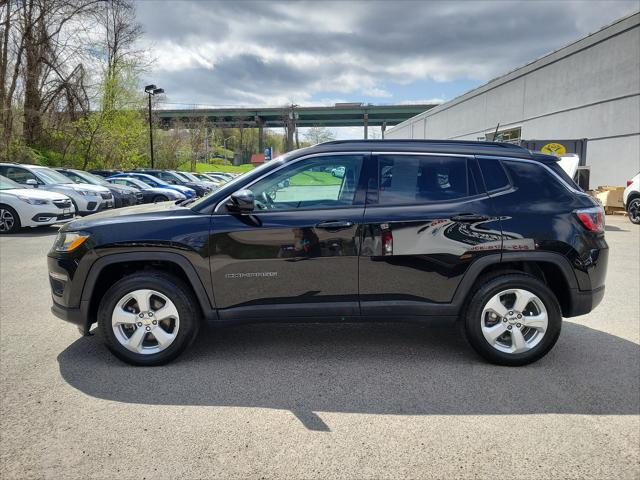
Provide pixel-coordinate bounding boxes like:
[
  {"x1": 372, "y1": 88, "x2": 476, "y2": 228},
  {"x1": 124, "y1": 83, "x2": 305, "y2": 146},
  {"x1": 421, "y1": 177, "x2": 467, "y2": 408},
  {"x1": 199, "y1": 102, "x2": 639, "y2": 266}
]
[
  {"x1": 375, "y1": 155, "x2": 473, "y2": 205},
  {"x1": 248, "y1": 155, "x2": 364, "y2": 211},
  {"x1": 2, "y1": 167, "x2": 41, "y2": 185}
]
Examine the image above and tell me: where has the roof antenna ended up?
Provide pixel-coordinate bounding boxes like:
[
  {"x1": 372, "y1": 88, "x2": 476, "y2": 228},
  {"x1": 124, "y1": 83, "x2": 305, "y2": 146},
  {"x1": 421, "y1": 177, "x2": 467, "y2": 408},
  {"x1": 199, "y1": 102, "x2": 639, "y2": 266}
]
[{"x1": 492, "y1": 123, "x2": 500, "y2": 142}]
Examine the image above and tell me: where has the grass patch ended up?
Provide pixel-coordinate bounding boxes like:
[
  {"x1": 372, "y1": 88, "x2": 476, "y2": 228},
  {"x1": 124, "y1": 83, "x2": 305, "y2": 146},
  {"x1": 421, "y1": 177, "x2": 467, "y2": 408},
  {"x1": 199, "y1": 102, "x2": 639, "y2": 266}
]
[{"x1": 290, "y1": 171, "x2": 342, "y2": 186}]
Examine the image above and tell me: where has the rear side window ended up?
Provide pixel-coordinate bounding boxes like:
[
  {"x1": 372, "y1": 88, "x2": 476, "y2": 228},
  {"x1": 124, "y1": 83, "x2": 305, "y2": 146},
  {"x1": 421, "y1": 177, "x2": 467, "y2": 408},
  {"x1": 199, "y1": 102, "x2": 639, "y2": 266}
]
[
  {"x1": 501, "y1": 160, "x2": 572, "y2": 203},
  {"x1": 546, "y1": 162, "x2": 582, "y2": 191},
  {"x1": 375, "y1": 155, "x2": 476, "y2": 205},
  {"x1": 479, "y1": 159, "x2": 510, "y2": 191}
]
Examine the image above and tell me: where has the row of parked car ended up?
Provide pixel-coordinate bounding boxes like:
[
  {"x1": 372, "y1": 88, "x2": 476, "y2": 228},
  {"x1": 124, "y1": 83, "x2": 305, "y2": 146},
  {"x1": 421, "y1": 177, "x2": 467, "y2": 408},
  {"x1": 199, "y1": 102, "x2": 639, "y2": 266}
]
[{"x1": 0, "y1": 162, "x2": 239, "y2": 233}]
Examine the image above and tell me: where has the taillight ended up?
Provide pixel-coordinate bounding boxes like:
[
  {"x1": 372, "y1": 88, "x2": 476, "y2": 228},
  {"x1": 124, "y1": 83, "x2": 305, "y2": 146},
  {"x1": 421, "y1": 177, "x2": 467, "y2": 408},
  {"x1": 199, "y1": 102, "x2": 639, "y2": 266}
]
[
  {"x1": 575, "y1": 207, "x2": 605, "y2": 232},
  {"x1": 627, "y1": 180, "x2": 633, "y2": 187},
  {"x1": 382, "y1": 229, "x2": 393, "y2": 255}
]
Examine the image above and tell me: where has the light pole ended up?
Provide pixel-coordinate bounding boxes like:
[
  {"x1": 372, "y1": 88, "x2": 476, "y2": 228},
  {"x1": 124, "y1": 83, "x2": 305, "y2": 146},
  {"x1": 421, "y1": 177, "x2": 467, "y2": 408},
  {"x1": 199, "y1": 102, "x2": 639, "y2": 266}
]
[{"x1": 144, "y1": 84, "x2": 164, "y2": 168}]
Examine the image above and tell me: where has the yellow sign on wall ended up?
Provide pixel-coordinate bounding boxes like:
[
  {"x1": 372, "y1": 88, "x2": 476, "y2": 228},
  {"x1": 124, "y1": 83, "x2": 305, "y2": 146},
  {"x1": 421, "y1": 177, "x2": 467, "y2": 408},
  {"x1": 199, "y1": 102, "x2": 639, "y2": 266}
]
[{"x1": 540, "y1": 142, "x2": 567, "y2": 156}]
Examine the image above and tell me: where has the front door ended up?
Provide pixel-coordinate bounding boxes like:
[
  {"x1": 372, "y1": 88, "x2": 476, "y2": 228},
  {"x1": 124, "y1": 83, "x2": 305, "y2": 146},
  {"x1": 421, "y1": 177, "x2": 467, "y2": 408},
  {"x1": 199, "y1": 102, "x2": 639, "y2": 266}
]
[
  {"x1": 359, "y1": 153, "x2": 502, "y2": 316},
  {"x1": 210, "y1": 154, "x2": 367, "y2": 320}
]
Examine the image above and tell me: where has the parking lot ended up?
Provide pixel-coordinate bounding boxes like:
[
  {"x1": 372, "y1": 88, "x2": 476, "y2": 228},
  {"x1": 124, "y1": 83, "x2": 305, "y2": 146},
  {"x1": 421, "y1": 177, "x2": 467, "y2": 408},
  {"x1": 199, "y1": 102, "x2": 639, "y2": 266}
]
[{"x1": 0, "y1": 214, "x2": 638, "y2": 479}]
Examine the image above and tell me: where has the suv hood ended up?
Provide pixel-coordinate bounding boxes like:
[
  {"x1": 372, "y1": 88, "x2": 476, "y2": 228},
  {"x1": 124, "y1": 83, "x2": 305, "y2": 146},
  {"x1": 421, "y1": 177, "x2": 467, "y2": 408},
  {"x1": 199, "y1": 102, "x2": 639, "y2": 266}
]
[
  {"x1": 61, "y1": 201, "x2": 191, "y2": 231},
  {"x1": 58, "y1": 183, "x2": 110, "y2": 194}
]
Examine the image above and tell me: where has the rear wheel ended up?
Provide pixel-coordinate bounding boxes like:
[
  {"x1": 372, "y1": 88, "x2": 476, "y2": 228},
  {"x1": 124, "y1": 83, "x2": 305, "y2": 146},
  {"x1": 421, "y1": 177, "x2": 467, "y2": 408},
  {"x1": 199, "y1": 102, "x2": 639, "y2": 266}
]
[
  {"x1": 98, "y1": 272, "x2": 200, "y2": 366},
  {"x1": 0, "y1": 205, "x2": 21, "y2": 234},
  {"x1": 463, "y1": 273, "x2": 562, "y2": 366},
  {"x1": 627, "y1": 197, "x2": 640, "y2": 224}
]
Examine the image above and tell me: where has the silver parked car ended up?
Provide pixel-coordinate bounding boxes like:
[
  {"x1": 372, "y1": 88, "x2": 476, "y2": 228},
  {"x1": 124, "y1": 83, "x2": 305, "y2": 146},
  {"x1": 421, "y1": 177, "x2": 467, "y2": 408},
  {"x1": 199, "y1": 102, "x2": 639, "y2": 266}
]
[{"x1": 0, "y1": 163, "x2": 114, "y2": 215}]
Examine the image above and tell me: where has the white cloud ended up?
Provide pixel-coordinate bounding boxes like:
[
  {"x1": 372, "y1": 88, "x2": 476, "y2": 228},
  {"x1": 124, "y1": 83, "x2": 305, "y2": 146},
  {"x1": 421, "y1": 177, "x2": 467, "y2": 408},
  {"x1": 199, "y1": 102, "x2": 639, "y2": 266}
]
[{"x1": 136, "y1": 1, "x2": 639, "y2": 106}]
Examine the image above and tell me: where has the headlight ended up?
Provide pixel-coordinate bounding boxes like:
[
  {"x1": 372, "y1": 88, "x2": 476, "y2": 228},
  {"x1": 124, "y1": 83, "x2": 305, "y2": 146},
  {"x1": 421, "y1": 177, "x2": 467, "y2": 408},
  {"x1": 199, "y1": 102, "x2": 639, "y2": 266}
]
[
  {"x1": 76, "y1": 190, "x2": 91, "y2": 196},
  {"x1": 53, "y1": 231, "x2": 90, "y2": 252},
  {"x1": 17, "y1": 195, "x2": 49, "y2": 205}
]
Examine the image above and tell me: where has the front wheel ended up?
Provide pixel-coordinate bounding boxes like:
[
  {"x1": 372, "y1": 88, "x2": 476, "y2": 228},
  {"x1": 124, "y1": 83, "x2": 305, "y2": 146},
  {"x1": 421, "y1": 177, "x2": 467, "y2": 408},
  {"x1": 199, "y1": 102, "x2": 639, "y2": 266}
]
[
  {"x1": 627, "y1": 198, "x2": 640, "y2": 224},
  {"x1": 98, "y1": 272, "x2": 200, "y2": 366},
  {"x1": 153, "y1": 195, "x2": 168, "y2": 203},
  {"x1": 0, "y1": 205, "x2": 21, "y2": 234},
  {"x1": 463, "y1": 273, "x2": 562, "y2": 366}
]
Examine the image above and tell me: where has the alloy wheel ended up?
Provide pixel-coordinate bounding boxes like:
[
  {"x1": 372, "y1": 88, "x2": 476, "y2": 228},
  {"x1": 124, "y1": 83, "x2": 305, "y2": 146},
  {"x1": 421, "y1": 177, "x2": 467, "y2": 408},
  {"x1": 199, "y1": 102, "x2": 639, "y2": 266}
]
[
  {"x1": 0, "y1": 209, "x2": 15, "y2": 232},
  {"x1": 111, "y1": 289, "x2": 180, "y2": 355},
  {"x1": 629, "y1": 199, "x2": 640, "y2": 224},
  {"x1": 480, "y1": 288, "x2": 548, "y2": 354}
]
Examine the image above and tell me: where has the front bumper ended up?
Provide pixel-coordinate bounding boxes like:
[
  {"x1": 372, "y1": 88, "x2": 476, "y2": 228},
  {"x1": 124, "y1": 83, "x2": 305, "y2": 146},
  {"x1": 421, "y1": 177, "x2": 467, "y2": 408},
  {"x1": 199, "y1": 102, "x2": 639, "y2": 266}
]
[
  {"x1": 48, "y1": 247, "x2": 97, "y2": 335},
  {"x1": 23, "y1": 210, "x2": 74, "y2": 227},
  {"x1": 51, "y1": 300, "x2": 91, "y2": 335}
]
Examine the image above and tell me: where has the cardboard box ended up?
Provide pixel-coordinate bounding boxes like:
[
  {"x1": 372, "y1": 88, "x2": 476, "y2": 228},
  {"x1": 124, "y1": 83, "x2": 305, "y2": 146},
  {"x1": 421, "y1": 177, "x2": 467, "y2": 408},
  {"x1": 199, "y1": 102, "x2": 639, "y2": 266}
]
[{"x1": 592, "y1": 186, "x2": 624, "y2": 208}]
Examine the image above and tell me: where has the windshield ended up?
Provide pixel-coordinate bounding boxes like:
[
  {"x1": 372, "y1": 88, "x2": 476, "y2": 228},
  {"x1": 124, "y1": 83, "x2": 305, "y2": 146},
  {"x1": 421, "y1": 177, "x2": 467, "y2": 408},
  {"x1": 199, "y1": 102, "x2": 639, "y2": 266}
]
[
  {"x1": 136, "y1": 174, "x2": 169, "y2": 187},
  {"x1": 34, "y1": 167, "x2": 74, "y2": 184},
  {"x1": 75, "y1": 171, "x2": 110, "y2": 186},
  {"x1": 195, "y1": 173, "x2": 217, "y2": 182},
  {"x1": 125, "y1": 178, "x2": 151, "y2": 189},
  {"x1": 0, "y1": 175, "x2": 22, "y2": 190},
  {"x1": 178, "y1": 172, "x2": 200, "y2": 182},
  {"x1": 170, "y1": 171, "x2": 190, "y2": 182}
]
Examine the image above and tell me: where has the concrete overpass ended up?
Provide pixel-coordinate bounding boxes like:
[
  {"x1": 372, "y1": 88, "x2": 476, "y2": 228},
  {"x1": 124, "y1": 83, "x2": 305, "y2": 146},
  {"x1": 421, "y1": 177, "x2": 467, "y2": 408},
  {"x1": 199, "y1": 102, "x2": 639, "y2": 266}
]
[{"x1": 156, "y1": 103, "x2": 436, "y2": 150}]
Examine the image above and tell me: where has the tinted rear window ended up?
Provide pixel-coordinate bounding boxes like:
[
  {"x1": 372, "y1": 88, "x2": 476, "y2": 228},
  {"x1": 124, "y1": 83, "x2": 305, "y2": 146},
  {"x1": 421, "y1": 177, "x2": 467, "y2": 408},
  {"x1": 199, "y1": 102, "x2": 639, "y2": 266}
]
[
  {"x1": 375, "y1": 155, "x2": 474, "y2": 205},
  {"x1": 546, "y1": 162, "x2": 582, "y2": 191},
  {"x1": 501, "y1": 160, "x2": 572, "y2": 204}
]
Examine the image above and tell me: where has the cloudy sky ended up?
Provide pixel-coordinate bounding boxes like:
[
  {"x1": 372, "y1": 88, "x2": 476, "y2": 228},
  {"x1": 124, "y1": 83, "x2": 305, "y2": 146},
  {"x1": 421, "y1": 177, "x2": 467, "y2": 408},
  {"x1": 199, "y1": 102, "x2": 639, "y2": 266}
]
[{"x1": 135, "y1": 0, "x2": 638, "y2": 137}]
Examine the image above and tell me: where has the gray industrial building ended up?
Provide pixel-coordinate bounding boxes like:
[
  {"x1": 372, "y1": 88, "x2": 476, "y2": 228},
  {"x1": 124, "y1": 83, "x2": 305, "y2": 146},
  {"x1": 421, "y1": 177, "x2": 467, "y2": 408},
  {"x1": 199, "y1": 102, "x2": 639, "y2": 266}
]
[{"x1": 386, "y1": 12, "x2": 640, "y2": 187}]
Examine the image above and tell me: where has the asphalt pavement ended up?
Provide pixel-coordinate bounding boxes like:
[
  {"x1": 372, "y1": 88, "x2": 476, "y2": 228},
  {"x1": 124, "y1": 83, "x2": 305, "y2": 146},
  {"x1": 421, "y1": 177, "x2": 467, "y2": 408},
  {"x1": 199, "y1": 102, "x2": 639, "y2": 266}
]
[{"x1": 0, "y1": 214, "x2": 638, "y2": 479}]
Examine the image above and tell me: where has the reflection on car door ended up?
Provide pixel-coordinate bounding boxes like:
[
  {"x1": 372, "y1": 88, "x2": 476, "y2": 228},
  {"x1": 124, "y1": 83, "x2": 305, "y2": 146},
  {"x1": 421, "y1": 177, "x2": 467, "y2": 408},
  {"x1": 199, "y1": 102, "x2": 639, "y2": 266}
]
[
  {"x1": 359, "y1": 153, "x2": 502, "y2": 316},
  {"x1": 210, "y1": 154, "x2": 368, "y2": 320}
]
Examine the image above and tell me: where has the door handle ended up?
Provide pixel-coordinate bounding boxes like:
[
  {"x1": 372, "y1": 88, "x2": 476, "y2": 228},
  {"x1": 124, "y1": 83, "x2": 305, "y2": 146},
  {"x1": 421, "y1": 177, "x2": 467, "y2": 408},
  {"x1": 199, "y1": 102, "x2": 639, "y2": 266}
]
[
  {"x1": 450, "y1": 213, "x2": 490, "y2": 222},
  {"x1": 316, "y1": 220, "x2": 354, "y2": 230}
]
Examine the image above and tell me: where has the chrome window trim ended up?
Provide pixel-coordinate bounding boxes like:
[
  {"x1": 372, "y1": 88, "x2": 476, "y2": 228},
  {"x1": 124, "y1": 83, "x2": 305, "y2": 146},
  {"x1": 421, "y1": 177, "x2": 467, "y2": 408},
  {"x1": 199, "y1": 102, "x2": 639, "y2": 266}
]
[
  {"x1": 213, "y1": 151, "x2": 370, "y2": 214},
  {"x1": 476, "y1": 155, "x2": 590, "y2": 197}
]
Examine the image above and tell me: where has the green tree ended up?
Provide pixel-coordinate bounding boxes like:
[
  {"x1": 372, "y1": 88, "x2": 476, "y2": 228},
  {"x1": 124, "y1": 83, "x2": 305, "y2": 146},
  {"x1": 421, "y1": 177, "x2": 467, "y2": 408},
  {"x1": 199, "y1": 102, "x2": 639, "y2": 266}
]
[{"x1": 303, "y1": 126, "x2": 335, "y2": 145}]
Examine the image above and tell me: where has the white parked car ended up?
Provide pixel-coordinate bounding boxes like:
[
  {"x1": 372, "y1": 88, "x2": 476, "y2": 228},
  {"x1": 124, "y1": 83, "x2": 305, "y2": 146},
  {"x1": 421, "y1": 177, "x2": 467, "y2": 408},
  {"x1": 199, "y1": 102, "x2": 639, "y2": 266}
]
[
  {"x1": 0, "y1": 175, "x2": 75, "y2": 233},
  {"x1": 0, "y1": 163, "x2": 114, "y2": 215},
  {"x1": 623, "y1": 172, "x2": 639, "y2": 225},
  {"x1": 331, "y1": 166, "x2": 346, "y2": 178}
]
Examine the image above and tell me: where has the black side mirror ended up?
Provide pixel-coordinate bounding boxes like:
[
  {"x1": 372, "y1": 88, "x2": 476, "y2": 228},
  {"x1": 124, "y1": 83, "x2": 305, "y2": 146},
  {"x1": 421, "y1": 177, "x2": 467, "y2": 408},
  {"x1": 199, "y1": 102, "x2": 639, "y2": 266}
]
[{"x1": 226, "y1": 189, "x2": 255, "y2": 213}]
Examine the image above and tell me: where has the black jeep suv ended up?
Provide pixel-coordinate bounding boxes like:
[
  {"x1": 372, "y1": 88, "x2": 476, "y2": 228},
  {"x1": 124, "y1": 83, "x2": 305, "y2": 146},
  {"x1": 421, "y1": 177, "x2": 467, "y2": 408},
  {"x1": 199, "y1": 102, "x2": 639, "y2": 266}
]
[{"x1": 48, "y1": 140, "x2": 607, "y2": 366}]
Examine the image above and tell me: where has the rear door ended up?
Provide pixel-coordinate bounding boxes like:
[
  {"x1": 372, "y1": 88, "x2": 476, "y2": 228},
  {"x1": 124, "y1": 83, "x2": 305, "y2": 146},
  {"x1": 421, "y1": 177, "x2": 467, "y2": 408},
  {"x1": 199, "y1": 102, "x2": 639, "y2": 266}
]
[
  {"x1": 359, "y1": 152, "x2": 502, "y2": 316},
  {"x1": 210, "y1": 153, "x2": 368, "y2": 320}
]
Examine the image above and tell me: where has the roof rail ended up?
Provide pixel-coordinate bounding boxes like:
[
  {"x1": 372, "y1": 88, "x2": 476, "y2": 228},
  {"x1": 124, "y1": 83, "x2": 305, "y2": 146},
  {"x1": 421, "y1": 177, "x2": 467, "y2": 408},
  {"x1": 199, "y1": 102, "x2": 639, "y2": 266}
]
[{"x1": 319, "y1": 139, "x2": 528, "y2": 151}]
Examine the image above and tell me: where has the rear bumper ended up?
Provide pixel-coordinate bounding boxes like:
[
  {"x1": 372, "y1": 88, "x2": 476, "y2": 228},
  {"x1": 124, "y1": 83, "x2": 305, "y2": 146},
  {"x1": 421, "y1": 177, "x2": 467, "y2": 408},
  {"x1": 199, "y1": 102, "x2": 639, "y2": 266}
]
[{"x1": 565, "y1": 285, "x2": 605, "y2": 317}]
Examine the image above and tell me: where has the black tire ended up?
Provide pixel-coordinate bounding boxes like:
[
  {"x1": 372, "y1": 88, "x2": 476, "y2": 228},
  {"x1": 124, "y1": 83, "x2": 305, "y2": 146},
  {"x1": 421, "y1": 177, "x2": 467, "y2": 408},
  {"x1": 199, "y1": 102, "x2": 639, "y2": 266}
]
[
  {"x1": 463, "y1": 273, "x2": 562, "y2": 366},
  {"x1": 97, "y1": 272, "x2": 200, "y2": 366},
  {"x1": 153, "y1": 195, "x2": 168, "y2": 203},
  {"x1": 627, "y1": 197, "x2": 640, "y2": 225},
  {"x1": 0, "y1": 204, "x2": 21, "y2": 234}
]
